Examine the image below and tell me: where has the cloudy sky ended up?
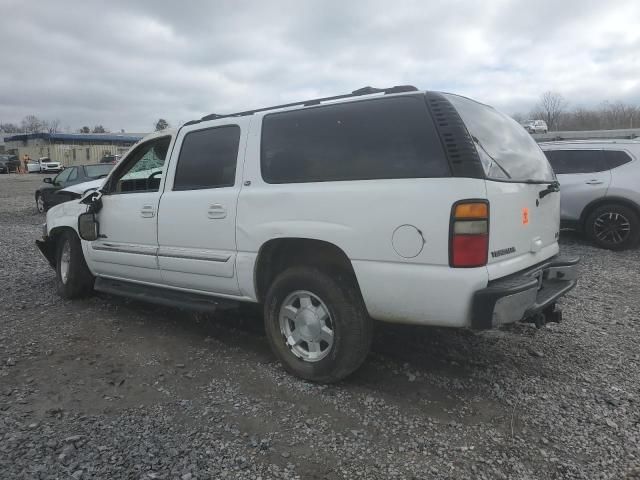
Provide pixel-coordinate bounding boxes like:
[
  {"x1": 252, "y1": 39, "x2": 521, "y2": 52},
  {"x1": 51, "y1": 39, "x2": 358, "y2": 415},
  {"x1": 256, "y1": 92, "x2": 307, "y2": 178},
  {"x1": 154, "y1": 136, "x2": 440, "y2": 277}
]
[{"x1": 1, "y1": 0, "x2": 639, "y2": 132}]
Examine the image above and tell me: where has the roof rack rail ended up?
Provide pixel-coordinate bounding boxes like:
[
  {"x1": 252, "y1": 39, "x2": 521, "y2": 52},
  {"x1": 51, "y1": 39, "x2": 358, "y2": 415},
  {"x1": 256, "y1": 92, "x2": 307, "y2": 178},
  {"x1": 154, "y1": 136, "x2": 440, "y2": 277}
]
[{"x1": 198, "y1": 85, "x2": 418, "y2": 123}]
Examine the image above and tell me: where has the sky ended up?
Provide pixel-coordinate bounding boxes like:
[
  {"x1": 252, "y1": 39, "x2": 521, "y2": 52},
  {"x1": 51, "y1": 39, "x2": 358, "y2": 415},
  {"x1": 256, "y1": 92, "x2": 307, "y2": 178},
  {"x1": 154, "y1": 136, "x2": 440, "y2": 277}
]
[{"x1": 0, "y1": 0, "x2": 639, "y2": 132}]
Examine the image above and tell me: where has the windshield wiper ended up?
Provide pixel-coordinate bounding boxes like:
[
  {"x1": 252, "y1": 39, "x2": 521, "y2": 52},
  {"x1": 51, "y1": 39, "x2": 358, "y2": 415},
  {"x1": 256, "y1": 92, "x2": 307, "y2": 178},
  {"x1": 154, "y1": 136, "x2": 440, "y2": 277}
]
[{"x1": 538, "y1": 180, "x2": 560, "y2": 199}]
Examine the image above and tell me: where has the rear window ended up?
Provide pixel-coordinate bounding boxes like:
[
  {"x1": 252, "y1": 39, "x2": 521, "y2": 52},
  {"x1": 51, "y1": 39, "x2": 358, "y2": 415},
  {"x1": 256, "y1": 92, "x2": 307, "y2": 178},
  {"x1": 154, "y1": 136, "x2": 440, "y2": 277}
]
[
  {"x1": 543, "y1": 150, "x2": 606, "y2": 174},
  {"x1": 261, "y1": 96, "x2": 449, "y2": 184},
  {"x1": 443, "y1": 93, "x2": 555, "y2": 182},
  {"x1": 85, "y1": 164, "x2": 113, "y2": 178}
]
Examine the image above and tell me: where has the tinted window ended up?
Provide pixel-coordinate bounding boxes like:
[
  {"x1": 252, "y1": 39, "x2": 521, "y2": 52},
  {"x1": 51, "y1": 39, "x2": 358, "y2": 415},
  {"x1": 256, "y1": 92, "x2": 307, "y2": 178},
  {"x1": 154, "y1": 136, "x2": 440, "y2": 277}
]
[
  {"x1": 603, "y1": 150, "x2": 633, "y2": 170},
  {"x1": 174, "y1": 126, "x2": 240, "y2": 190},
  {"x1": 53, "y1": 168, "x2": 72, "y2": 185},
  {"x1": 67, "y1": 167, "x2": 78, "y2": 182},
  {"x1": 261, "y1": 96, "x2": 449, "y2": 184},
  {"x1": 84, "y1": 164, "x2": 113, "y2": 178},
  {"x1": 443, "y1": 93, "x2": 555, "y2": 182},
  {"x1": 544, "y1": 150, "x2": 606, "y2": 174}
]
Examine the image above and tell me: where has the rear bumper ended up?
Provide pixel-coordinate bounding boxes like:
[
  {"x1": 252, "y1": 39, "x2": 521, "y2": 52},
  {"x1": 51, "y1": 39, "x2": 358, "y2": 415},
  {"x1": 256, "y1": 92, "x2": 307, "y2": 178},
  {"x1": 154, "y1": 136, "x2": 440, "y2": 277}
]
[{"x1": 471, "y1": 256, "x2": 579, "y2": 329}]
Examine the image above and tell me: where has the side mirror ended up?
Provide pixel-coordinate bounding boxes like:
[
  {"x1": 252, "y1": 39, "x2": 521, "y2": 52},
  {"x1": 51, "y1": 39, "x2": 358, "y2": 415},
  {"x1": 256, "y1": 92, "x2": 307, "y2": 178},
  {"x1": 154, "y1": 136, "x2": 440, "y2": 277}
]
[
  {"x1": 78, "y1": 212, "x2": 99, "y2": 241},
  {"x1": 43, "y1": 177, "x2": 53, "y2": 184}
]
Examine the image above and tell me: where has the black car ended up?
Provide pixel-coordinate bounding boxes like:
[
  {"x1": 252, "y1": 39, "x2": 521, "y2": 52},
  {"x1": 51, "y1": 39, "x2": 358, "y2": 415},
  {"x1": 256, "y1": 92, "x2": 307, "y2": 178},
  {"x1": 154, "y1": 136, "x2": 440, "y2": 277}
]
[
  {"x1": 0, "y1": 154, "x2": 20, "y2": 173},
  {"x1": 35, "y1": 163, "x2": 114, "y2": 212}
]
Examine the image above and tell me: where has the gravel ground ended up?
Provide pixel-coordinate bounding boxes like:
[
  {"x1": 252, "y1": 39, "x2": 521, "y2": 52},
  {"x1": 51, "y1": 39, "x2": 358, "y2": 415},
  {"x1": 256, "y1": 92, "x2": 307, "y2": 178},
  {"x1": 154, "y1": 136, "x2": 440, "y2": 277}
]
[{"x1": 1, "y1": 173, "x2": 639, "y2": 480}]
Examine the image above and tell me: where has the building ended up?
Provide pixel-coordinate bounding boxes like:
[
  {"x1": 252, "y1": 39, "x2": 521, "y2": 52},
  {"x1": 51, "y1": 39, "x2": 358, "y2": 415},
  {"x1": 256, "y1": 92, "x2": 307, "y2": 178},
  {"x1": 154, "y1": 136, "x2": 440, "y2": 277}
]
[{"x1": 2, "y1": 132, "x2": 145, "y2": 166}]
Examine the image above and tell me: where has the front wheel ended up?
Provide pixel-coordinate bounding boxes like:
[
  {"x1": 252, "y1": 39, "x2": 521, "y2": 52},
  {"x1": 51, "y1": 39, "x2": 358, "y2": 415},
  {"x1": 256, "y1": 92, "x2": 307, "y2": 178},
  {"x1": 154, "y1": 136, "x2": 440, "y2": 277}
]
[
  {"x1": 36, "y1": 193, "x2": 46, "y2": 213},
  {"x1": 264, "y1": 266, "x2": 372, "y2": 383},
  {"x1": 55, "y1": 230, "x2": 95, "y2": 298},
  {"x1": 585, "y1": 204, "x2": 640, "y2": 250}
]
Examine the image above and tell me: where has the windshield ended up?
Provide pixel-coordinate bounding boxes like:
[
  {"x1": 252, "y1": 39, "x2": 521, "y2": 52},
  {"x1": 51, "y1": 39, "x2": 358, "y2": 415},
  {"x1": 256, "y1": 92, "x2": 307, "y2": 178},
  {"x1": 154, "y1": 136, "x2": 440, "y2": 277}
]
[
  {"x1": 85, "y1": 164, "x2": 113, "y2": 178},
  {"x1": 443, "y1": 93, "x2": 555, "y2": 182}
]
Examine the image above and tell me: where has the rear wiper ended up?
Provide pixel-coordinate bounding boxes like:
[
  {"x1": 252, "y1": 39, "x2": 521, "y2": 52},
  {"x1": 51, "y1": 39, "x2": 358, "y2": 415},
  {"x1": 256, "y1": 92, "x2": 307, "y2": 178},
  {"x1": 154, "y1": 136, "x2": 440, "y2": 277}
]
[{"x1": 539, "y1": 181, "x2": 560, "y2": 199}]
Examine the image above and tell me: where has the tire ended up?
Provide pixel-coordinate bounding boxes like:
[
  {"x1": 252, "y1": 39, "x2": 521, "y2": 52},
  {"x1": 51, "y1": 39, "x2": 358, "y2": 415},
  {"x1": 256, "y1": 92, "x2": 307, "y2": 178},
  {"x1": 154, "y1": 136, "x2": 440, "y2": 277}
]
[
  {"x1": 264, "y1": 266, "x2": 372, "y2": 383},
  {"x1": 55, "y1": 230, "x2": 95, "y2": 299},
  {"x1": 36, "y1": 193, "x2": 46, "y2": 213},
  {"x1": 585, "y1": 204, "x2": 640, "y2": 250}
]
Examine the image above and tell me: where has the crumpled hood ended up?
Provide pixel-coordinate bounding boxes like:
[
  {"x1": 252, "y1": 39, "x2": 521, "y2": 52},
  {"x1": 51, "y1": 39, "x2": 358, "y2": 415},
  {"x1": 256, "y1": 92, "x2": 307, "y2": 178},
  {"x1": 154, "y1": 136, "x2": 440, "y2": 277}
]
[{"x1": 60, "y1": 178, "x2": 105, "y2": 195}]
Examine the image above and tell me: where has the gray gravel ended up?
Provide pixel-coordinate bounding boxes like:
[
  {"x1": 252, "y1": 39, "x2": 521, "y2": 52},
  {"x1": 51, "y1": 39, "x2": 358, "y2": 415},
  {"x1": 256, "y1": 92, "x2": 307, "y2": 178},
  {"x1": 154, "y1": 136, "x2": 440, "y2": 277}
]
[{"x1": 1, "y1": 173, "x2": 639, "y2": 479}]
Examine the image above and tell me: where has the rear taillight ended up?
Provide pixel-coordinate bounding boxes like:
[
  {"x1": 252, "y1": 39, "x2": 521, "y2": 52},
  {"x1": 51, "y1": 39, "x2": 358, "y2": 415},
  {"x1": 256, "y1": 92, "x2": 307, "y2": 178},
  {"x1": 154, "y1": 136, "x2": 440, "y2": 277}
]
[{"x1": 450, "y1": 200, "x2": 489, "y2": 268}]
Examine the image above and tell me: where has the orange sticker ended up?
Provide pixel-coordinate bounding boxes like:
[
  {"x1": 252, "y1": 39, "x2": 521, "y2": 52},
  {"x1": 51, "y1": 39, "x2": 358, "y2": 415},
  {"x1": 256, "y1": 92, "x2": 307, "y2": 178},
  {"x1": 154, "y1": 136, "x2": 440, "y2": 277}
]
[{"x1": 522, "y1": 207, "x2": 529, "y2": 225}]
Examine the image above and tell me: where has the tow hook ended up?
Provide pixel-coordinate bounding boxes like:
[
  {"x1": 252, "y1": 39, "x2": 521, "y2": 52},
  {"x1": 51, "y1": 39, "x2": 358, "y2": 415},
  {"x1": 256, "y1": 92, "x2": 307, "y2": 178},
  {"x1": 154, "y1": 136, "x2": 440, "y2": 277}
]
[{"x1": 524, "y1": 305, "x2": 562, "y2": 329}]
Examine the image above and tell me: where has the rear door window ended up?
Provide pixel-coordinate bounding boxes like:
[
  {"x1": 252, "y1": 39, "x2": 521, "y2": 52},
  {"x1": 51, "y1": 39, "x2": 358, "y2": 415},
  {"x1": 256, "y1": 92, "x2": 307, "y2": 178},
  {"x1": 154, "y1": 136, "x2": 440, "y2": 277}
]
[
  {"x1": 173, "y1": 126, "x2": 241, "y2": 190},
  {"x1": 443, "y1": 93, "x2": 555, "y2": 182},
  {"x1": 544, "y1": 150, "x2": 606, "y2": 174},
  {"x1": 261, "y1": 96, "x2": 449, "y2": 183},
  {"x1": 603, "y1": 150, "x2": 633, "y2": 170}
]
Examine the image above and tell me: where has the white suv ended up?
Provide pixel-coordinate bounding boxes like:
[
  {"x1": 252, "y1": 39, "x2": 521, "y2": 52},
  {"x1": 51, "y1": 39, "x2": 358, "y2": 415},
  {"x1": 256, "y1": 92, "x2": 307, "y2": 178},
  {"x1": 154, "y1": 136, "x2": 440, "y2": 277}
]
[{"x1": 37, "y1": 86, "x2": 579, "y2": 382}]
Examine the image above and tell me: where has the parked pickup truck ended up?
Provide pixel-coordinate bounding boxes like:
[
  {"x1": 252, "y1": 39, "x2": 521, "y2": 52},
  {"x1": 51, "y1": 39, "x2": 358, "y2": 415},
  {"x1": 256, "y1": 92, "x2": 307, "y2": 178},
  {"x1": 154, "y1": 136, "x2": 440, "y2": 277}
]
[{"x1": 36, "y1": 85, "x2": 579, "y2": 382}]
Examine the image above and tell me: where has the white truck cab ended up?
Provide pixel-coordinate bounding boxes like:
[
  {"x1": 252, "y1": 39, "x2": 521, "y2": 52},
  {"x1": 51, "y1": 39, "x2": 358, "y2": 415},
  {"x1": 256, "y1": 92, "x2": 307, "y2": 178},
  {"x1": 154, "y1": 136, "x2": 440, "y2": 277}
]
[{"x1": 37, "y1": 86, "x2": 578, "y2": 382}]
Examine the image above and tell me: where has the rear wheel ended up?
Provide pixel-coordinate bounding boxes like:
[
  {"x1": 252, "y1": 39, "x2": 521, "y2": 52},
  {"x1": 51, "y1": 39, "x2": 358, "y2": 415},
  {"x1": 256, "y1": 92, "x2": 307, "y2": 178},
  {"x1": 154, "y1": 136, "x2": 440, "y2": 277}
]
[
  {"x1": 264, "y1": 266, "x2": 372, "y2": 383},
  {"x1": 585, "y1": 204, "x2": 640, "y2": 250},
  {"x1": 55, "y1": 230, "x2": 94, "y2": 298}
]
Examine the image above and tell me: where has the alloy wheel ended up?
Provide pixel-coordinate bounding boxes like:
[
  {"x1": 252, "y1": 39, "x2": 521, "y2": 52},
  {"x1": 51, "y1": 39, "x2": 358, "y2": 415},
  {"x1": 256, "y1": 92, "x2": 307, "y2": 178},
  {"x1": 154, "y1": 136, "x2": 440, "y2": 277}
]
[
  {"x1": 59, "y1": 240, "x2": 71, "y2": 284},
  {"x1": 593, "y1": 211, "x2": 631, "y2": 245},
  {"x1": 278, "y1": 290, "x2": 334, "y2": 363}
]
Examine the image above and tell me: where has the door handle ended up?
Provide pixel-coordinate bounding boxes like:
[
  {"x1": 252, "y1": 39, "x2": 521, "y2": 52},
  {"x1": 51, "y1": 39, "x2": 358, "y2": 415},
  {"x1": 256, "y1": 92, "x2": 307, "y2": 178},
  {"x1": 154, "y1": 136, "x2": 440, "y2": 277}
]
[
  {"x1": 585, "y1": 180, "x2": 604, "y2": 185},
  {"x1": 207, "y1": 204, "x2": 227, "y2": 219},
  {"x1": 140, "y1": 205, "x2": 155, "y2": 218}
]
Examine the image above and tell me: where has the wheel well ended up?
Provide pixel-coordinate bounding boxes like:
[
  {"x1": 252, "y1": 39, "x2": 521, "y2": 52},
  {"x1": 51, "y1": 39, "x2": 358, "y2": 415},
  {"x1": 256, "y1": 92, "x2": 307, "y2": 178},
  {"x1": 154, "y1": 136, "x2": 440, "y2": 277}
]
[
  {"x1": 580, "y1": 197, "x2": 640, "y2": 230},
  {"x1": 254, "y1": 238, "x2": 359, "y2": 302},
  {"x1": 48, "y1": 226, "x2": 76, "y2": 244}
]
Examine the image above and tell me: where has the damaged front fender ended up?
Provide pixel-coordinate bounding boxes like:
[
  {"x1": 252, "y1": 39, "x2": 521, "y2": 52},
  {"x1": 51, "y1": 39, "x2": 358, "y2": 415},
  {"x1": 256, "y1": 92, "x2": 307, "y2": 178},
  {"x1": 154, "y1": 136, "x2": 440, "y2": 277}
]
[{"x1": 36, "y1": 238, "x2": 56, "y2": 270}]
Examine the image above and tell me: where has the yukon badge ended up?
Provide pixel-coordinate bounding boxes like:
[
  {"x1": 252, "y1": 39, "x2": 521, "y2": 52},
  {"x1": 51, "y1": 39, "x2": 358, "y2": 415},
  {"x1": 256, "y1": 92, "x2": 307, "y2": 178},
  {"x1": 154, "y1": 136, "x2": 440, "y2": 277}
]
[{"x1": 491, "y1": 246, "x2": 516, "y2": 258}]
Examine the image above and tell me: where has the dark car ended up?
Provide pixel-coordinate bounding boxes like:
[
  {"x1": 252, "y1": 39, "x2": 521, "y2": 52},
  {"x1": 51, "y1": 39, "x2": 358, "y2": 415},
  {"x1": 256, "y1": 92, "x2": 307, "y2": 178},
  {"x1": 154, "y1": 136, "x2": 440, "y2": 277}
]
[
  {"x1": 100, "y1": 154, "x2": 121, "y2": 164},
  {"x1": 35, "y1": 163, "x2": 114, "y2": 212},
  {"x1": 0, "y1": 154, "x2": 20, "y2": 173}
]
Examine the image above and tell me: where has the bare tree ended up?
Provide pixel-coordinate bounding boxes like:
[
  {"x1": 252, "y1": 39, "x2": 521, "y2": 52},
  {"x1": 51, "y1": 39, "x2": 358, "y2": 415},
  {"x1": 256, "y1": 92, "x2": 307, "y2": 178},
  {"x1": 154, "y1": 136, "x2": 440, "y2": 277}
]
[
  {"x1": 48, "y1": 118, "x2": 61, "y2": 134},
  {"x1": 532, "y1": 92, "x2": 567, "y2": 131},
  {"x1": 79, "y1": 126, "x2": 91, "y2": 134},
  {"x1": 21, "y1": 115, "x2": 45, "y2": 133},
  {"x1": 0, "y1": 122, "x2": 19, "y2": 133},
  {"x1": 510, "y1": 112, "x2": 526, "y2": 124}
]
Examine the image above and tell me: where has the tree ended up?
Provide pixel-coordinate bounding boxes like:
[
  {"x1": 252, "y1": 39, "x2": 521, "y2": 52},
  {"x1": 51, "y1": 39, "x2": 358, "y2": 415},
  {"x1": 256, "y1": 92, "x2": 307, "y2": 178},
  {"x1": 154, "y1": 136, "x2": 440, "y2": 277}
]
[
  {"x1": 0, "y1": 122, "x2": 19, "y2": 133},
  {"x1": 80, "y1": 126, "x2": 91, "y2": 134},
  {"x1": 155, "y1": 118, "x2": 169, "y2": 131},
  {"x1": 48, "y1": 119, "x2": 61, "y2": 134},
  {"x1": 532, "y1": 91, "x2": 567, "y2": 131},
  {"x1": 92, "y1": 125, "x2": 106, "y2": 133},
  {"x1": 21, "y1": 115, "x2": 45, "y2": 133},
  {"x1": 510, "y1": 112, "x2": 525, "y2": 124}
]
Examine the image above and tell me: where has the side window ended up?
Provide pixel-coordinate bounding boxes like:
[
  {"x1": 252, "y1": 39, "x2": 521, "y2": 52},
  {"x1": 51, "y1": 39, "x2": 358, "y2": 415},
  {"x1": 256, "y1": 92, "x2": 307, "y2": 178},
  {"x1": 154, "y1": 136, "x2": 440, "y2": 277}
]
[
  {"x1": 260, "y1": 96, "x2": 449, "y2": 184},
  {"x1": 173, "y1": 126, "x2": 240, "y2": 191},
  {"x1": 53, "y1": 168, "x2": 72, "y2": 185},
  {"x1": 109, "y1": 137, "x2": 171, "y2": 194},
  {"x1": 603, "y1": 150, "x2": 633, "y2": 170},
  {"x1": 67, "y1": 167, "x2": 78, "y2": 182},
  {"x1": 545, "y1": 150, "x2": 606, "y2": 174}
]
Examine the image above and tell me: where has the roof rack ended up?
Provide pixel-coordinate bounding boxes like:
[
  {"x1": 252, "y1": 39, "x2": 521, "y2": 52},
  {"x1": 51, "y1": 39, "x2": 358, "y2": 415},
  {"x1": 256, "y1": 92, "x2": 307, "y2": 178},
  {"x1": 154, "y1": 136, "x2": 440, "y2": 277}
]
[{"x1": 191, "y1": 85, "x2": 418, "y2": 124}]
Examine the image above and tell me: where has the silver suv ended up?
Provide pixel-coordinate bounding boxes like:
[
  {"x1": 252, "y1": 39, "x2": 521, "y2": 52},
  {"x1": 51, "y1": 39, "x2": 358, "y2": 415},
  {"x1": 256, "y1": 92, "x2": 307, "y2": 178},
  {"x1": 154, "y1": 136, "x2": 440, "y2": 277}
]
[
  {"x1": 524, "y1": 119, "x2": 548, "y2": 134},
  {"x1": 541, "y1": 140, "x2": 640, "y2": 250}
]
